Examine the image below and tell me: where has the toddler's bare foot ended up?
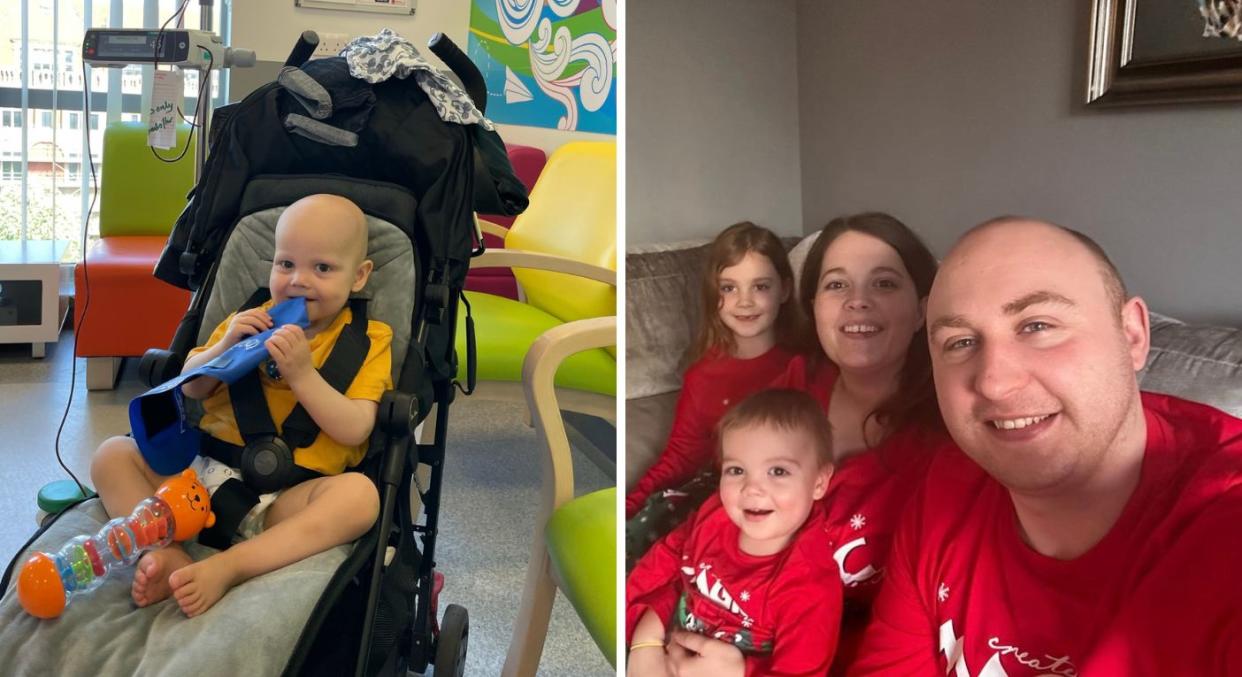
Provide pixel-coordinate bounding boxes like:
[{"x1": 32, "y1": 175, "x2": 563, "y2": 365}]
[
  {"x1": 132, "y1": 546, "x2": 192, "y2": 607},
  {"x1": 169, "y1": 555, "x2": 242, "y2": 618}
]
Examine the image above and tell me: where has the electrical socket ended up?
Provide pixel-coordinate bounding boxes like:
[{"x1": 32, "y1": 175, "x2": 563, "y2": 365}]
[{"x1": 312, "y1": 32, "x2": 353, "y2": 58}]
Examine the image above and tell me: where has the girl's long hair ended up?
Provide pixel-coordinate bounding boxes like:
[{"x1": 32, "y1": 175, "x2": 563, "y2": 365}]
[
  {"x1": 798, "y1": 212, "x2": 941, "y2": 440},
  {"x1": 689, "y1": 222, "x2": 798, "y2": 363}
]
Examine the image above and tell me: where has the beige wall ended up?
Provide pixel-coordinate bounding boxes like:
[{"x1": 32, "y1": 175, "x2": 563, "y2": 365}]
[
  {"x1": 796, "y1": 0, "x2": 1242, "y2": 325},
  {"x1": 626, "y1": 0, "x2": 803, "y2": 244},
  {"x1": 231, "y1": 0, "x2": 611, "y2": 154}
]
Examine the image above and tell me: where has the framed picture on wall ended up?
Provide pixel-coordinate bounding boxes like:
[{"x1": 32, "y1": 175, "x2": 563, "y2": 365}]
[{"x1": 1086, "y1": 0, "x2": 1242, "y2": 105}]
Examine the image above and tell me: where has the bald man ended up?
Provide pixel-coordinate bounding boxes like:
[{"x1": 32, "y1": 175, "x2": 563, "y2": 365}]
[
  {"x1": 92, "y1": 193, "x2": 392, "y2": 617},
  {"x1": 850, "y1": 218, "x2": 1242, "y2": 675}
]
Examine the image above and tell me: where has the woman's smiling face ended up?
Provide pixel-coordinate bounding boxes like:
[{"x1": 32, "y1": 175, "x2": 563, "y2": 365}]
[{"x1": 813, "y1": 230, "x2": 925, "y2": 376}]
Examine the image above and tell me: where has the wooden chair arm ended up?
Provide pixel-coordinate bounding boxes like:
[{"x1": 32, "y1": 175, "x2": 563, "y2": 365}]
[
  {"x1": 476, "y1": 217, "x2": 511, "y2": 239},
  {"x1": 470, "y1": 249, "x2": 616, "y2": 287}
]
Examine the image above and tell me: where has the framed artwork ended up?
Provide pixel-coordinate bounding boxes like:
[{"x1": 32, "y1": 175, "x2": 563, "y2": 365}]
[
  {"x1": 1086, "y1": 0, "x2": 1242, "y2": 105},
  {"x1": 294, "y1": 0, "x2": 415, "y2": 15}
]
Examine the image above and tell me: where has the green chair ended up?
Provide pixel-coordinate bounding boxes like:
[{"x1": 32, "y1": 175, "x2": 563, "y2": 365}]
[
  {"x1": 503, "y1": 316, "x2": 617, "y2": 675},
  {"x1": 456, "y1": 141, "x2": 616, "y2": 421}
]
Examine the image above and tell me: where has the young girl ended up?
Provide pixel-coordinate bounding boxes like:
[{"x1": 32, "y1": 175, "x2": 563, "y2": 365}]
[{"x1": 626, "y1": 222, "x2": 798, "y2": 564}]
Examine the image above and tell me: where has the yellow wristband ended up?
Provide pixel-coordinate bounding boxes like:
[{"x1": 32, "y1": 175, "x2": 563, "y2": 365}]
[{"x1": 629, "y1": 640, "x2": 665, "y2": 651}]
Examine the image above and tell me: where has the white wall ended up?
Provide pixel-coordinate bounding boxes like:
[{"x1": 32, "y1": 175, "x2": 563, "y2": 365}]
[
  {"x1": 229, "y1": 0, "x2": 611, "y2": 154},
  {"x1": 626, "y1": 0, "x2": 802, "y2": 244},
  {"x1": 796, "y1": 0, "x2": 1242, "y2": 325}
]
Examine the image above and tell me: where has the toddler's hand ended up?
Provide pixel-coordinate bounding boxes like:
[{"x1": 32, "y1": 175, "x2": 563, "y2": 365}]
[
  {"x1": 222, "y1": 308, "x2": 273, "y2": 347},
  {"x1": 265, "y1": 324, "x2": 313, "y2": 384}
]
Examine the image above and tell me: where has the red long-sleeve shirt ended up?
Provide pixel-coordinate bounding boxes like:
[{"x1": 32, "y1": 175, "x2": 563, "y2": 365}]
[
  {"x1": 626, "y1": 346, "x2": 795, "y2": 517},
  {"x1": 850, "y1": 392, "x2": 1242, "y2": 676},
  {"x1": 627, "y1": 494, "x2": 843, "y2": 677}
]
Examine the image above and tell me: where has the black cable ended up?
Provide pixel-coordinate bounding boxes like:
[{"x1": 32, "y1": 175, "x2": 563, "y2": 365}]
[
  {"x1": 54, "y1": 0, "x2": 195, "y2": 496},
  {"x1": 52, "y1": 60, "x2": 101, "y2": 498},
  {"x1": 176, "y1": 106, "x2": 199, "y2": 127}
]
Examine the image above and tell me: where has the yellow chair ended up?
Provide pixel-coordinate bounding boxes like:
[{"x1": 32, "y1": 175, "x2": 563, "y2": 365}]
[
  {"x1": 503, "y1": 316, "x2": 617, "y2": 676},
  {"x1": 455, "y1": 141, "x2": 616, "y2": 421}
]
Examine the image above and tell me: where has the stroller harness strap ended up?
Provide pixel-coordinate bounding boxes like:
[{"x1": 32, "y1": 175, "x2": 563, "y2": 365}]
[{"x1": 218, "y1": 296, "x2": 372, "y2": 494}]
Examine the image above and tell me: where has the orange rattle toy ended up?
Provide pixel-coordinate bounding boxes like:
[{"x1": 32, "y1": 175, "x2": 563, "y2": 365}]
[{"x1": 17, "y1": 469, "x2": 215, "y2": 619}]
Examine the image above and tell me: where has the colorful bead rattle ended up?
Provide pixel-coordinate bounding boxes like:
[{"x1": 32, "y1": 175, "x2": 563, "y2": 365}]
[{"x1": 17, "y1": 469, "x2": 216, "y2": 619}]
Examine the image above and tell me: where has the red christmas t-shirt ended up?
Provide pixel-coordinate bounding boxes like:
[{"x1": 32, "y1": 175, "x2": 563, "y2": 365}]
[
  {"x1": 626, "y1": 345, "x2": 795, "y2": 517},
  {"x1": 627, "y1": 494, "x2": 843, "y2": 677},
  {"x1": 851, "y1": 392, "x2": 1242, "y2": 676}
]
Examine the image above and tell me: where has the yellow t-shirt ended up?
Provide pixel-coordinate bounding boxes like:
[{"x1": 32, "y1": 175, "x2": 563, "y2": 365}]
[{"x1": 188, "y1": 300, "x2": 394, "y2": 475}]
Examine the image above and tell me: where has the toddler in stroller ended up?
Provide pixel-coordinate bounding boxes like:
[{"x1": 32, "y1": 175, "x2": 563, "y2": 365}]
[
  {"x1": 91, "y1": 193, "x2": 388, "y2": 618},
  {"x1": 0, "y1": 30, "x2": 525, "y2": 677}
]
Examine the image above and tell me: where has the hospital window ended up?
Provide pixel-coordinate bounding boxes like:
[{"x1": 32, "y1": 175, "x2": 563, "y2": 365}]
[{"x1": 6, "y1": 0, "x2": 231, "y2": 252}]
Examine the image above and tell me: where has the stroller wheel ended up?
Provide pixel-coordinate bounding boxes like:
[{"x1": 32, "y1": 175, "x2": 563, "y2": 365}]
[{"x1": 434, "y1": 604, "x2": 468, "y2": 677}]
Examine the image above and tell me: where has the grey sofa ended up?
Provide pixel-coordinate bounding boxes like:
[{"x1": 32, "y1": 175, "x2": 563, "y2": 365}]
[{"x1": 625, "y1": 239, "x2": 1242, "y2": 490}]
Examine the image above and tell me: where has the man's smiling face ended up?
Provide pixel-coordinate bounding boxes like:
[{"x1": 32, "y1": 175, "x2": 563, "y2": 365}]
[{"x1": 926, "y1": 220, "x2": 1149, "y2": 496}]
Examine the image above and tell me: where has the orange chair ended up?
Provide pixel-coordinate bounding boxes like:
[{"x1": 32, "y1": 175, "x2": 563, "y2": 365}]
[{"x1": 74, "y1": 122, "x2": 194, "y2": 389}]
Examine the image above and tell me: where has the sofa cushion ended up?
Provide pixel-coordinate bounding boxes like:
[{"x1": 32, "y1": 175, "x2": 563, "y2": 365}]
[
  {"x1": 625, "y1": 243, "x2": 710, "y2": 399},
  {"x1": 787, "y1": 231, "x2": 820, "y2": 283},
  {"x1": 1139, "y1": 312, "x2": 1242, "y2": 418},
  {"x1": 625, "y1": 391, "x2": 680, "y2": 490}
]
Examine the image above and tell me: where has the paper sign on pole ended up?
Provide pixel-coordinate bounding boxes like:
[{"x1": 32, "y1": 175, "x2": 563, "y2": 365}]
[{"x1": 148, "y1": 70, "x2": 185, "y2": 150}]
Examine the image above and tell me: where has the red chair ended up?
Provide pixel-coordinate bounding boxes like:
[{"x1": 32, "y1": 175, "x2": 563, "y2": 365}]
[{"x1": 466, "y1": 144, "x2": 547, "y2": 300}]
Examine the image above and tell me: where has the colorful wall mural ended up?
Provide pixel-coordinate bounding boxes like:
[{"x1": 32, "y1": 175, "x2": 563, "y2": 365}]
[{"x1": 467, "y1": 0, "x2": 617, "y2": 134}]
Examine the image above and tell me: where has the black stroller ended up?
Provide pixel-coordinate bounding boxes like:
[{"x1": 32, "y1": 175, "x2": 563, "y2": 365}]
[{"x1": 0, "y1": 31, "x2": 522, "y2": 677}]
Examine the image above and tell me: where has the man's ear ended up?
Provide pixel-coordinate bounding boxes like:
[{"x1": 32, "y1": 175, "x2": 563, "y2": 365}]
[
  {"x1": 352, "y1": 259, "x2": 374, "y2": 293},
  {"x1": 916, "y1": 296, "x2": 928, "y2": 328},
  {"x1": 1121, "y1": 296, "x2": 1150, "y2": 372}
]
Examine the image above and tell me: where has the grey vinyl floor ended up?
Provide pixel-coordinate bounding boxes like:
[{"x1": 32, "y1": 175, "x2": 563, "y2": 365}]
[{"x1": 0, "y1": 331, "x2": 615, "y2": 676}]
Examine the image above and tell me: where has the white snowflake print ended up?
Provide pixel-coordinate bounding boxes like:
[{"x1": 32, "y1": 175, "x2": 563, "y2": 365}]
[
  {"x1": 937, "y1": 583, "x2": 950, "y2": 603},
  {"x1": 740, "y1": 590, "x2": 750, "y2": 602},
  {"x1": 850, "y1": 514, "x2": 867, "y2": 531},
  {"x1": 742, "y1": 617, "x2": 754, "y2": 629}
]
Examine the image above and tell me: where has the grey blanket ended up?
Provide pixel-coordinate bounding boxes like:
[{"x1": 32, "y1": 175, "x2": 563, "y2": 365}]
[{"x1": 0, "y1": 499, "x2": 349, "y2": 677}]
